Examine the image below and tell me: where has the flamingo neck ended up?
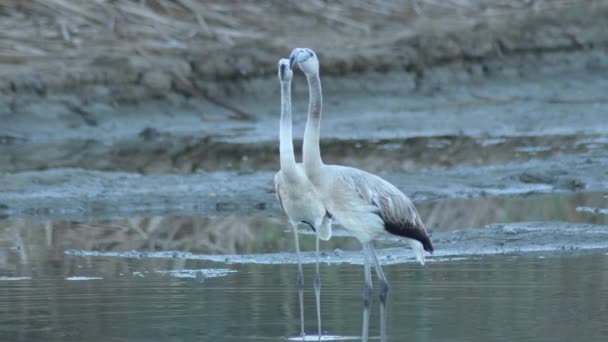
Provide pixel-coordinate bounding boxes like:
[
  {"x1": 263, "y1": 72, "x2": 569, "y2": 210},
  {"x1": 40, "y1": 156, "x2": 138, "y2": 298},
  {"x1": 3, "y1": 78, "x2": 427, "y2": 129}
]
[
  {"x1": 279, "y1": 80, "x2": 297, "y2": 172},
  {"x1": 303, "y1": 72, "x2": 323, "y2": 181}
]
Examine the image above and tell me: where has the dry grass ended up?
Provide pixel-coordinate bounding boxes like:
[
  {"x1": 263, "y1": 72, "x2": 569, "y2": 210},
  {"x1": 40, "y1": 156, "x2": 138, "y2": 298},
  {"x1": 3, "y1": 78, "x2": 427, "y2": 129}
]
[{"x1": 0, "y1": 0, "x2": 598, "y2": 63}]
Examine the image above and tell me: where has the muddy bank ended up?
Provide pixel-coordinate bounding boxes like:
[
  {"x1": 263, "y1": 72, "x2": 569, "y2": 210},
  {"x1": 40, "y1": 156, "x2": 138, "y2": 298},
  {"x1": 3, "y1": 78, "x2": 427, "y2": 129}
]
[
  {"x1": 0, "y1": 152, "x2": 605, "y2": 220},
  {"x1": 2, "y1": 1, "x2": 608, "y2": 176},
  {"x1": 1, "y1": 2, "x2": 608, "y2": 99},
  {"x1": 2, "y1": 132, "x2": 607, "y2": 175},
  {"x1": 2, "y1": 57, "x2": 608, "y2": 174},
  {"x1": 62, "y1": 222, "x2": 608, "y2": 265},
  {"x1": 3, "y1": 65, "x2": 607, "y2": 219},
  {"x1": 2, "y1": 3, "x2": 608, "y2": 234},
  {"x1": 2, "y1": 191, "x2": 605, "y2": 264}
]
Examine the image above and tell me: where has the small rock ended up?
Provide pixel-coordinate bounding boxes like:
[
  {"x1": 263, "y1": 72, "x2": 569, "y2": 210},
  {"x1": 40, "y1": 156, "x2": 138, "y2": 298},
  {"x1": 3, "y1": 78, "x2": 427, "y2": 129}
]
[
  {"x1": 503, "y1": 226, "x2": 517, "y2": 235},
  {"x1": 141, "y1": 70, "x2": 172, "y2": 95}
]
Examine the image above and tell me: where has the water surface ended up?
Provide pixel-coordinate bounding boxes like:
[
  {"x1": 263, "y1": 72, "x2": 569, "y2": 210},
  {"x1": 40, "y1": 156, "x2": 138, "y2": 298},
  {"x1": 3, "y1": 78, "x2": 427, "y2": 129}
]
[
  {"x1": 1, "y1": 253, "x2": 607, "y2": 341},
  {"x1": 1, "y1": 192, "x2": 607, "y2": 341}
]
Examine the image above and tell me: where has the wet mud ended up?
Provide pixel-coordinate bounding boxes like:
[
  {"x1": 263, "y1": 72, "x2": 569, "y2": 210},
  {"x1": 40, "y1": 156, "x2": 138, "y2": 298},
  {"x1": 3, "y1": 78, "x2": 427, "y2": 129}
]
[
  {"x1": 62, "y1": 221, "x2": 608, "y2": 266},
  {"x1": 2, "y1": 52, "x2": 608, "y2": 222},
  {"x1": 2, "y1": 52, "x2": 608, "y2": 174},
  {"x1": 1, "y1": 26, "x2": 608, "y2": 265},
  {"x1": 2, "y1": 192, "x2": 606, "y2": 271},
  {"x1": 1, "y1": 151, "x2": 606, "y2": 220}
]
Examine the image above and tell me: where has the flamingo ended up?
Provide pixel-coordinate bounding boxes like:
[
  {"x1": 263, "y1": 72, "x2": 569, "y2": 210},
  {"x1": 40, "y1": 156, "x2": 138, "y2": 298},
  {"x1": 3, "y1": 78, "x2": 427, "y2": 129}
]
[
  {"x1": 273, "y1": 58, "x2": 332, "y2": 340},
  {"x1": 289, "y1": 48, "x2": 433, "y2": 342}
]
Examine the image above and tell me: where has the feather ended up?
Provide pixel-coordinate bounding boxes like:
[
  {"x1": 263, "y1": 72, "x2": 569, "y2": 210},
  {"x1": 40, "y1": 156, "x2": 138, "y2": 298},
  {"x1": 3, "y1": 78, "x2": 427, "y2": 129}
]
[{"x1": 334, "y1": 166, "x2": 433, "y2": 252}]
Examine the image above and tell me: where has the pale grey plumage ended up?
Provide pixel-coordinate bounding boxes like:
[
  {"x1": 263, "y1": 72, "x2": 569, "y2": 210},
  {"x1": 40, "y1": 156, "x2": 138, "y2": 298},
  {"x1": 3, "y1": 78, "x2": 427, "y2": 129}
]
[
  {"x1": 273, "y1": 168, "x2": 329, "y2": 232},
  {"x1": 290, "y1": 48, "x2": 432, "y2": 258},
  {"x1": 272, "y1": 59, "x2": 331, "y2": 240},
  {"x1": 272, "y1": 58, "x2": 331, "y2": 339},
  {"x1": 290, "y1": 47, "x2": 433, "y2": 342},
  {"x1": 317, "y1": 165, "x2": 429, "y2": 256}
]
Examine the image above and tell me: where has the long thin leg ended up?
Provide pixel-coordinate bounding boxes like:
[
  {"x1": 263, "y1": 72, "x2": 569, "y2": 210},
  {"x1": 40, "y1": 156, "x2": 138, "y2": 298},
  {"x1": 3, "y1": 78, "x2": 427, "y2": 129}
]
[
  {"x1": 361, "y1": 243, "x2": 373, "y2": 342},
  {"x1": 314, "y1": 235, "x2": 322, "y2": 340},
  {"x1": 369, "y1": 243, "x2": 390, "y2": 342},
  {"x1": 291, "y1": 222, "x2": 305, "y2": 340}
]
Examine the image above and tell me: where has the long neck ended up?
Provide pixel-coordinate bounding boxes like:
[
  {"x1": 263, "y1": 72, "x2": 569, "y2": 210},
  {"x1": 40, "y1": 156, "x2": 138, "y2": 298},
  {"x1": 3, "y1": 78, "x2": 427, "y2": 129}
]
[
  {"x1": 279, "y1": 80, "x2": 297, "y2": 173},
  {"x1": 303, "y1": 71, "x2": 323, "y2": 181}
]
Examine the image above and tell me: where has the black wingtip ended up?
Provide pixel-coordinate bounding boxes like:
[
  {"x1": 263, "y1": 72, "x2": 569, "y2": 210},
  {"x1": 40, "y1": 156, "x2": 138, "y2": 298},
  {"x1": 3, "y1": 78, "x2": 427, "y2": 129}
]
[
  {"x1": 423, "y1": 238, "x2": 434, "y2": 253},
  {"x1": 384, "y1": 220, "x2": 433, "y2": 253}
]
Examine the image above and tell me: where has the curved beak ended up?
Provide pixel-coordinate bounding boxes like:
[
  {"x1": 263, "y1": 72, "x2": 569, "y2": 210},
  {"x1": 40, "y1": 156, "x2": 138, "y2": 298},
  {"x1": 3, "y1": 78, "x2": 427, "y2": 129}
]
[{"x1": 289, "y1": 48, "x2": 301, "y2": 69}]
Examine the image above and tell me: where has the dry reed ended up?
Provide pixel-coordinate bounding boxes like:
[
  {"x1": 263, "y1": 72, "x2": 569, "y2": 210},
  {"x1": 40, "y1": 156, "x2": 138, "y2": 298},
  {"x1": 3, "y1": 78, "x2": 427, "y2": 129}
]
[{"x1": 0, "y1": 0, "x2": 596, "y2": 63}]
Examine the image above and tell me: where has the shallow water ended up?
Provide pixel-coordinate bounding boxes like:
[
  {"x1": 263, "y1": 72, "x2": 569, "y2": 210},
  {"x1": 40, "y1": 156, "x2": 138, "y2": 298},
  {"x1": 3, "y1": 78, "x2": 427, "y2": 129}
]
[
  {"x1": 1, "y1": 253, "x2": 608, "y2": 341},
  {"x1": 1, "y1": 192, "x2": 607, "y2": 341},
  {"x1": 2, "y1": 192, "x2": 604, "y2": 257}
]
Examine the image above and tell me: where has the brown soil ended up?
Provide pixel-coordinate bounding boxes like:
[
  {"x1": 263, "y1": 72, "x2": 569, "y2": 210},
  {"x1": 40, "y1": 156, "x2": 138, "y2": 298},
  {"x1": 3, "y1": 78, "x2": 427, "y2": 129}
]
[{"x1": 1, "y1": 0, "x2": 607, "y2": 103}]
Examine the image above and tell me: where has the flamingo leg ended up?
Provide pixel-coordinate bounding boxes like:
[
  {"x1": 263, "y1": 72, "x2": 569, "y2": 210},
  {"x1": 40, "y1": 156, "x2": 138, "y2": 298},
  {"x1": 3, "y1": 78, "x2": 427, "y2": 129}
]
[
  {"x1": 368, "y1": 243, "x2": 389, "y2": 342},
  {"x1": 291, "y1": 222, "x2": 306, "y2": 340},
  {"x1": 314, "y1": 235, "x2": 322, "y2": 340},
  {"x1": 361, "y1": 243, "x2": 373, "y2": 342}
]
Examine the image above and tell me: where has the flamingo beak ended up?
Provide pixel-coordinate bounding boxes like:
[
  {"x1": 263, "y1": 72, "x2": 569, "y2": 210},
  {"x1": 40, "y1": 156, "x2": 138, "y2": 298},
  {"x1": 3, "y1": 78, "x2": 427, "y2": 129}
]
[{"x1": 289, "y1": 48, "x2": 302, "y2": 69}]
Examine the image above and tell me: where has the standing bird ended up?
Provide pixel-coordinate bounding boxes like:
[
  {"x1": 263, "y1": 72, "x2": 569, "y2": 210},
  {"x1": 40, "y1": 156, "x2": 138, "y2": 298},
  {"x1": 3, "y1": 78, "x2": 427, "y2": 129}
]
[
  {"x1": 273, "y1": 58, "x2": 332, "y2": 339},
  {"x1": 289, "y1": 48, "x2": 433, "y2": 342}
]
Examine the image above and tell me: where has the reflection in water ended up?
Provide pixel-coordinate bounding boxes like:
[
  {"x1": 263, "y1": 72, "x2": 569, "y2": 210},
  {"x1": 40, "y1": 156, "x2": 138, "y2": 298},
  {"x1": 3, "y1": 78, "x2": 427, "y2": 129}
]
[
  {"x1": 0, "y1": 192, "x2": 606, "y2": 341},
  {"x1": 421, "y1": 191, "x2": 607, "y2": 231},
  {"x1": 1, "y1": 192, "x2": 605, "y2": 268},
  {"x1": 1, "y1": 253, "x2": 607, "y2": 341},
  {"x1": 0, "y1": 216, "x2": 279, "y2": 273}
]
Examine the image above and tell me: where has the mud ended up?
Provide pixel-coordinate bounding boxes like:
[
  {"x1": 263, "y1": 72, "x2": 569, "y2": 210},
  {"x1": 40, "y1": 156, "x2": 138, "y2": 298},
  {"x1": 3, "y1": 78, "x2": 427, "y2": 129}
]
[
  {"x1": 2, "y1": 192, "x2": 604, "y2": 265},
  {"x1": 1, "y1": 4, "x2": 608, "y2": 263},
  {"x1": 0, "y1": 151, "x2": 606, "y2": 220},
  {"x1": 3, "y1": 48, "x2": 607, "y2": 222},
  {"x1": 2, "y1": 3, "x2": 608, "y2": 176},
  {"x1": 63, "y1": 221, "x2": 608, "y2": 265},
  {"x1": 1, "y1": 52, "x2": 608, "y2": 174},
  {"x1": 2, "y1": 2, "x2": 608, "y2": 97}
]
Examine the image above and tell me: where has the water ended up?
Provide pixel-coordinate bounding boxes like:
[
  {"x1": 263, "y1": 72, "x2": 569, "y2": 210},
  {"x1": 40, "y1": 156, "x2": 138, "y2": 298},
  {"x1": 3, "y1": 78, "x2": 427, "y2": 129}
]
[
  {"x1": 1, "y1": 192, "x2": 607, "y2": 341},
  {"x1": 1, "y1": 254, "x2": 607, "y2": 341}
]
